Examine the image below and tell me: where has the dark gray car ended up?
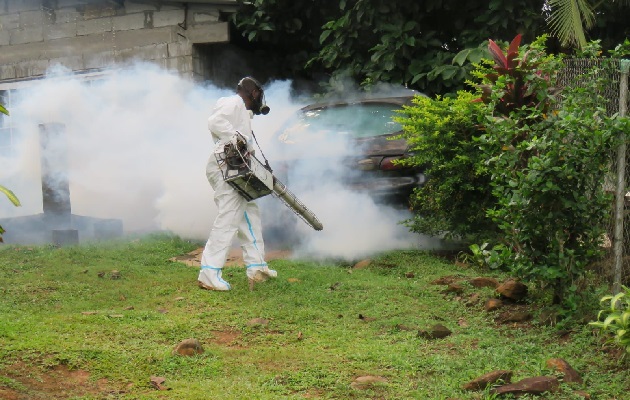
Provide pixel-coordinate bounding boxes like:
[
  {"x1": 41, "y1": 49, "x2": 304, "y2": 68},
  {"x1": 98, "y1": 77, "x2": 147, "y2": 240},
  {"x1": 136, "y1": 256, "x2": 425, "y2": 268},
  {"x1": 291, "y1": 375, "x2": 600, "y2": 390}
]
[{"x1": 273, "y1": 95, "x2": 426, "y2": 207}]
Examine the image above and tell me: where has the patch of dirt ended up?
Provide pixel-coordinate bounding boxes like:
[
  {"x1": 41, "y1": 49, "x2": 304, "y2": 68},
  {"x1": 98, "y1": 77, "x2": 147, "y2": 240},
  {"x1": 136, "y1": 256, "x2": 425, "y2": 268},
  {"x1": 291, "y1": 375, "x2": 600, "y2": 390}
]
[
  {"x1": 0, "y1": 362, "x2": 131, "y2": 400},
  {"x1": 210, "y1": 329, "x2": 244, "y2": 348},
  {"x1": 170, "y1": 246, "x2": 292, "y2": 267}
]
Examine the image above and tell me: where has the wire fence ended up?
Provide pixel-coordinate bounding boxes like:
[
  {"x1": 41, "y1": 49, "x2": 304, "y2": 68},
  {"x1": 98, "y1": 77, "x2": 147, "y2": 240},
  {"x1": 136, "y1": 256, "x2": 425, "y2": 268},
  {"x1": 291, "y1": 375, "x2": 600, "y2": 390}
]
[{"x1": 559, "y1": 58, "x2": 630, "y2": 289}]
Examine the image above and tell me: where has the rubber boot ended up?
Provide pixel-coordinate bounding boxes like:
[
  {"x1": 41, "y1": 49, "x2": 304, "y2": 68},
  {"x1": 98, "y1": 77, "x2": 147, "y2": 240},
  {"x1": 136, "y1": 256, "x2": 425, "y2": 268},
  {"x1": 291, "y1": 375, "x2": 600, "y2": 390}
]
[
  {"x1": 198, "y1": 267, "x2": 231, "y2": 291},
  {"x1": 246, "y1": 265, "x2": 277, "y2": 290}
]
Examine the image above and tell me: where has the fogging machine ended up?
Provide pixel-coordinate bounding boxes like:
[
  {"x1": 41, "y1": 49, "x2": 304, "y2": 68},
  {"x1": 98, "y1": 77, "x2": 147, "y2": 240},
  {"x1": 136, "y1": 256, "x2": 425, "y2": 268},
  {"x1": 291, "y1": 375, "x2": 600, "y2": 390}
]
[{"x1": 215, "y1": 132, "x2": 323, "y2": 231}]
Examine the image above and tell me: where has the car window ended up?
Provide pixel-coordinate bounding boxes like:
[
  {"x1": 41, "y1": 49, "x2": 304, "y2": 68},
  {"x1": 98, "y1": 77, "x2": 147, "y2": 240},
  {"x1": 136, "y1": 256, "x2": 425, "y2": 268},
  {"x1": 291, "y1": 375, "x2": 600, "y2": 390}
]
[{"x1": 278, "y1": 103, "x2": 403, "y2": 144}]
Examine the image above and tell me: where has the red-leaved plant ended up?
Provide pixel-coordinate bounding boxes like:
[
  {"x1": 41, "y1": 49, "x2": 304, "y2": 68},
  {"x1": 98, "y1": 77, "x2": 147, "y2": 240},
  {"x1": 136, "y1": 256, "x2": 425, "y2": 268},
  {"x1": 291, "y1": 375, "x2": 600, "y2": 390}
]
[{"x1": 475, "y1": 34, "x2": 554, "y2": 116}]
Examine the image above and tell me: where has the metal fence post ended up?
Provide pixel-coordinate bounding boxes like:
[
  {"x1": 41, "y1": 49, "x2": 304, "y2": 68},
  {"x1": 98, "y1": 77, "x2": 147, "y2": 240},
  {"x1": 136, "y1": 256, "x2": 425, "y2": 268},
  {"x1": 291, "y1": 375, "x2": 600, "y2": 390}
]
[{"x1": 613, "y1": 59, "x2": 629, "y2": 294}]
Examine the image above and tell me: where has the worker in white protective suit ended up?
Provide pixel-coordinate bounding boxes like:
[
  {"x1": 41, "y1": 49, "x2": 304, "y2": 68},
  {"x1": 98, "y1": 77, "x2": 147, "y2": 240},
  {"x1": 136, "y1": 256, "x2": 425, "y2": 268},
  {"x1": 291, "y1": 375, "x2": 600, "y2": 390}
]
[{"x1": 198, "y1": 76, "x2": 277, "y2": 291}]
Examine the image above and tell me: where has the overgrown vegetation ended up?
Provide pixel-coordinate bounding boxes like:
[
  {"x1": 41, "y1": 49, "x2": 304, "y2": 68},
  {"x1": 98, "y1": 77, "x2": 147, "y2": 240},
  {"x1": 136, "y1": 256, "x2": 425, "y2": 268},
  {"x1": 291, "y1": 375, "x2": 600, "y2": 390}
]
[
  {"x1": 396, "y1": 36, "x2": 630, "y2": 311},
  {"x1": 231, "y1": 0, "x2": 630, "y2": 97},
  {"x1": 590, "y1": 285, "x2": 630, "y2": 357},
  {"x1": 0, "y1": 234, "x2": 628, "y2": 399},
  {"x1": 392, "y1": 92, "x2": 496, "y2": 242},
  {"x1": 0, "y1": 102, "x2": 20, "y2": 242}
]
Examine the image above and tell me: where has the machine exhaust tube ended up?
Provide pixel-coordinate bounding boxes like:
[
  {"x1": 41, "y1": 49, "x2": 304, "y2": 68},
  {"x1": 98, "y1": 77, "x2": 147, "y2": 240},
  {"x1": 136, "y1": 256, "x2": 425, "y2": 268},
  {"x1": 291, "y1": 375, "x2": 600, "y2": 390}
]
[
  {"x1": 273, "y1": 179, "x2": 324, "y2": 231},
  {"x1": 216, "y1": 132, "x2": 323, "y2": 231}
]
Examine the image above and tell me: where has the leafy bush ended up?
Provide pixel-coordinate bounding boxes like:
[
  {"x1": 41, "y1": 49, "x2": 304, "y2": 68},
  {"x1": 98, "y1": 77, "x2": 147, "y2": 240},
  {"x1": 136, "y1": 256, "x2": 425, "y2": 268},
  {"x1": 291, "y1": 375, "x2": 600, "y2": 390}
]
[
  {"x1": 590, "y1": 286, "x2": 630, "y2": 357},
  {"x1": 395, "y1": 92, "x2": 498, "y2": 242},
  {"x1": 398, "y1": 35, "x2": 628, "y2": 309},
  {"x1": 476, "y1": 36, "x2": 625, "y2": 307}
]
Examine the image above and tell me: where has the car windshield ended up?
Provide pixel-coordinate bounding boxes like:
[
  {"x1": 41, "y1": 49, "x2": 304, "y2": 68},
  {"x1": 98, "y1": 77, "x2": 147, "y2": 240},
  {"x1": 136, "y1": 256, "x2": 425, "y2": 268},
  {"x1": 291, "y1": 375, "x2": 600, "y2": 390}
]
[{"x1": 278, "y1": 103, "x2": 403, "y2": 144}]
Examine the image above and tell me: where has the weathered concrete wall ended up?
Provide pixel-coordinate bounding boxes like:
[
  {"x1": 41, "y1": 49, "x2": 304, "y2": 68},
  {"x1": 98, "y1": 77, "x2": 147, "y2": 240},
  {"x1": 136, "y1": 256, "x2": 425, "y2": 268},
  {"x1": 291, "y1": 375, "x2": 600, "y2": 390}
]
[{"x1": 0, "y1": 0, "x2": 236, "y2": 82}]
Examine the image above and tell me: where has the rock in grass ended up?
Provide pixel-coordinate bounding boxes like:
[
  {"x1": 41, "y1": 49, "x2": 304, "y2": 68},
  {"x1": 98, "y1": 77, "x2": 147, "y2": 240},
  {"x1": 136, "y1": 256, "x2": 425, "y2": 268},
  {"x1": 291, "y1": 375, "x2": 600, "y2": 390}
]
[
  {"x1": 462, "y1": 370, "x2": 512, "y2": 390},
  {"x1": 496, "y1": 279, "x2": 528, "y2": 301},
  {"x1": 492, "y1": 376, "x2": 559, "y2": 396},
  {"x1": 546, "y1": 358, "x2": 582, "y2": 384},
  {"x1": 469, "y1": 277, "x2": 500, "y2": 288},
  {"x1": 173, "y1": 338, "x2": 204, "y2": 356},
  {"x1": 484, "y1": 298, "x2": 503, "y2": 312},
  {"x1": 353, "y1": 259, "x2": 371, "y2": 269},
  {"x1": 417, "y1": 324, "x2": 452, "y2": 340}
]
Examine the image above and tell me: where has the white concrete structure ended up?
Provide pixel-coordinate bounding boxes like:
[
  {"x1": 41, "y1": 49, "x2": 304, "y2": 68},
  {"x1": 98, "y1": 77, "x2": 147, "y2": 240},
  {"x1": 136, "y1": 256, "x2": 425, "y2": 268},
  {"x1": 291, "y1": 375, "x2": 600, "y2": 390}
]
[{"x1": 0, "y1": 0, "x2": 238, "y2": 83}]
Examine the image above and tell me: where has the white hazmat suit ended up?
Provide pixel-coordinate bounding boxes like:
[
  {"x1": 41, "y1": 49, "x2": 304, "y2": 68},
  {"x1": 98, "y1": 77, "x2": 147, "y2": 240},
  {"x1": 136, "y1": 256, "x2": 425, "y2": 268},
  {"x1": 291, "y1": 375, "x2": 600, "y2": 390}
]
[{"x1": 198, "y1": 94, "x2": 276, "y2": 291}]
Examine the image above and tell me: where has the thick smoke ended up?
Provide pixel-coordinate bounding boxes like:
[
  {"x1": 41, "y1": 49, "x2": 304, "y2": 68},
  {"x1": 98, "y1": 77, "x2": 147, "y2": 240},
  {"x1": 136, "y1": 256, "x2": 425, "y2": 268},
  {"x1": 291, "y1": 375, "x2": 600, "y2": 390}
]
[{"x1": 0, "y1": 62, "x2": 443, "y2": 260}]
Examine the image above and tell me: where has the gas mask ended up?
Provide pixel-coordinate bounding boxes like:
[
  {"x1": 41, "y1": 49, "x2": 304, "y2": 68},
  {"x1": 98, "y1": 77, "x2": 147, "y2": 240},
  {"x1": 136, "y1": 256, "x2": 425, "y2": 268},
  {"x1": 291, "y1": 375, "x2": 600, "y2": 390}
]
[
  {"x1": 238, "y1": 77, "x2": 270, "y2": 116},
  {"x1": 251, "y1": 90, "x2": 270, "y2": 115}
]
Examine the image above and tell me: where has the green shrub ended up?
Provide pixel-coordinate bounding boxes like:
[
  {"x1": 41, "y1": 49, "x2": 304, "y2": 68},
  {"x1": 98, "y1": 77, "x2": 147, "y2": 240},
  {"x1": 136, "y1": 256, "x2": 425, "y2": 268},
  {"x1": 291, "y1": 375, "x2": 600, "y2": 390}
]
[
  {"x1": 395, "y1": 92, "x2": 498, "y2": 242},
  {"x1": 398, "y1": 34, "x2": 628, "y2": 309},
  {"x1": 476, "y1": 36, "x2": 624, "y2": 307},
  {"x1": 590, "y1": 286, "x2": 630, "y2": 357}
]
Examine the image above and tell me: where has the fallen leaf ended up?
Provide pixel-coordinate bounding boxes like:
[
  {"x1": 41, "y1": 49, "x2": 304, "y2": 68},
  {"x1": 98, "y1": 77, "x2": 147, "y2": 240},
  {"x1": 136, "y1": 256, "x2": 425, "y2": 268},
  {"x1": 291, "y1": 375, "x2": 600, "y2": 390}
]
[
  {"x1": 297, "y1": 331, "x2": 303, "y2": 341},
  {"x1": 81, "y1": 311, "x2": 97, "y2": 315},
  {"x1": 174, "y1": 297, "x2": 185, "y2": 301}
]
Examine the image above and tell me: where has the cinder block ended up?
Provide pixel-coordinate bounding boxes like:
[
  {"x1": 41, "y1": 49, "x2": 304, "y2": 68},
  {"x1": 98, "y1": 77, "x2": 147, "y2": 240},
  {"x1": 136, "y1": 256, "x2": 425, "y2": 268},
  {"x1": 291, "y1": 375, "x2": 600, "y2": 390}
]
[
  {"x1": 15, "y1": 59, "x2": 50, "y2": 78},
  {"x1": 6, "y1": 0, "x2": 41, "y2": 13},
  {"x1": 167, "y1": 40, "x2": 192, "y2": 57},
  {"x1": 0, "y1": 29, "x2": 10, "y2": 46},
  {"x1": 54, "y1": 7, "x2": 82, "y2": 24},
  {"x1": 83, "y1": 4, "x2": 117, "y2": 20},
  {"x1": 78, "y1": 17, "x2": 113, "y2": 36},
  {"x1": 184, "y1": 22, "x2": 228, "y2": 44},
  {"x1": 0, "y1": 13, "x2": 20, "y2": 31},
  {"x1": 153, "y1": 9, "x2": 185, "y2": 28},
  {"x1": 112, "y1": 12, "x2": 146, "y2": 31},
  {"x1": 0, "y1": 65, "x2": 17, "y2": 80},
  {"x1": 48, "y1": 55, "x2": 84, "y2": 71},
  {"x1": 165, "y1": 55, "x2": 192, "y2": 73},
  {"x1": 124, "y1": 1, "x2": 158, "y2": 14},
  {"x1": 118, "y1": 43, "x2": 168, "y2": 63},
  {"x1": 193, "y1": 11, "x2": 220, "y2": 24},
  {"x1": 84, "y1": 50, "x2": 115, "y2": 70},
  {"x1": 10, "y1": 26, "x2": 44, "y2": 45},
  {"x1": 19, "y1": 10, "x2": 45, "y2": 28},
  {"x1": 112, "y1": 26, "x2": 176, "y2": 48},
  {"x1": 45, "y1": 22, "x2": 77, "y2": 40}
]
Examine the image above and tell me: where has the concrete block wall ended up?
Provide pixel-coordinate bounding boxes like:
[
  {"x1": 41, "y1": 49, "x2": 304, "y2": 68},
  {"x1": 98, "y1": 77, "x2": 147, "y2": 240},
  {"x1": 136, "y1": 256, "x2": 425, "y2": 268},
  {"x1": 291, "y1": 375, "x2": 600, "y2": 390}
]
[{"x1": 0, "y1": 0, "x2": 235, "y2": 83}]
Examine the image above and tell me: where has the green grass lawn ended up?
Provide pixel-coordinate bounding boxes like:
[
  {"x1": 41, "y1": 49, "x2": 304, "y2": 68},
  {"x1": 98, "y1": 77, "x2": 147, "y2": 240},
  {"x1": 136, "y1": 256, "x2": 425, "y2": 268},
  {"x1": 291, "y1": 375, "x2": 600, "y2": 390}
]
[{"x1": 0, "y1": 234, "x2": 627, "y2": 399}]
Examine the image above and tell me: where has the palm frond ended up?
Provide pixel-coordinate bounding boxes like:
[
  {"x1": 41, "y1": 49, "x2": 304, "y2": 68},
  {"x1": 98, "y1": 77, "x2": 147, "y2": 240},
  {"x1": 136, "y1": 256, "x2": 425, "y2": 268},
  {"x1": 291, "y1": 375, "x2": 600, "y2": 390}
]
[{"x1": 548, "y1": 0, "x2": 595, "y2": 49}]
